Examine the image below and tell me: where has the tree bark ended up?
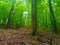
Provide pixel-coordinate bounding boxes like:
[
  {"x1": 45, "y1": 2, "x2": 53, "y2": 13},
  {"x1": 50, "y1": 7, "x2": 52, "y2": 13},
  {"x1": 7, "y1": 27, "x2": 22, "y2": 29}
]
[
  {"x1": 48, "y1": 0, "x2": 57, "y2": 45},
  {"x1": 48, "y1": 0, "x2": 57, "y2": 33},
  {"x1": 32, "y1": 0, "x2": 37, "y2": 36},
  {"x1": 6, "y1": 1, "x2": 15, "y2": 28}
]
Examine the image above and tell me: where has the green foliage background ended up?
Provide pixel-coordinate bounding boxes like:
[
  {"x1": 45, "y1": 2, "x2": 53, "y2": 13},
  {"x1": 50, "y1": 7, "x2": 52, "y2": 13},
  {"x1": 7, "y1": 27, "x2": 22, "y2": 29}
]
[{"x1": 0, "y1": 0, "x2": 60, "y2": 31}]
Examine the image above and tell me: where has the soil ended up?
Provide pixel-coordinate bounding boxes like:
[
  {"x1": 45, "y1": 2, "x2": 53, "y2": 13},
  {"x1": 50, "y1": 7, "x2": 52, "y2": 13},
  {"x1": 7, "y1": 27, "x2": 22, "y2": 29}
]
[{"x1": 0, "y1": 27, "x2": 60, "y2": 45}]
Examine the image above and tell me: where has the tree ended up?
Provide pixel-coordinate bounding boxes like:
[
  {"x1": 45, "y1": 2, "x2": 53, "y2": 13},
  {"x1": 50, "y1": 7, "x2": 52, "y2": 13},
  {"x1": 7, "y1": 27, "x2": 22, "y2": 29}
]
[
  {"x1": 48, "y1": 0, "x2": 57, "y2": 45},
  {"x1": 32, "y1": 0, "x2": 37, "y2": 36},
  {"x1": 6, "y1": 0, "x2": 15, "y2": 28},
  {"x1": 48, "y1": 0, "x2": 57, "y2": 33}
]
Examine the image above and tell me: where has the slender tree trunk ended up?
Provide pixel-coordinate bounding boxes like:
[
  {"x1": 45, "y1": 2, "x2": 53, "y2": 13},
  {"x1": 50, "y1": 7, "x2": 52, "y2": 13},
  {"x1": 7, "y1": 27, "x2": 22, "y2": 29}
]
[
  {"x1": 48, "y1": 0, "x2": 57, "y2": 33},
  {"x1": 6, "y1": 1, "x2": 15, "y2": 28},
  {"x1": 48, "y1": 0, "x2": 57, "y2": 45},
  {"x1": 32, "y1": 0, "x2": 37, "y2": 36}
]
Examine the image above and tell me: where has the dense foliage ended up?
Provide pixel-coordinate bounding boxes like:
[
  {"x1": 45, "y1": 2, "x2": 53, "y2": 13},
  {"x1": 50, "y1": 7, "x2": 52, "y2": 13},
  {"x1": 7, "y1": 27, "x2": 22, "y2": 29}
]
[{"x1": 0, "y1": 0, "x2": 60, "y2": 31}]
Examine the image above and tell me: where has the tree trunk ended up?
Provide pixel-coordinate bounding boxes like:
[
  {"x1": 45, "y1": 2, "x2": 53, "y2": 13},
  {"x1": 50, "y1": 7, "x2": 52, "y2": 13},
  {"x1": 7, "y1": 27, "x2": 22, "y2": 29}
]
[
  {"x1": 48, "y1": 0, "x2": 57, "y2": 45},
  {"x1": 6, "y1": 1, "x2": 15, "y2": 28},
  {"x1": 48, "y1": 0, "x2": 57, "y2": 33},
  {"x1": 32, "y1": 0, "x2": 37, "y2": 36}
]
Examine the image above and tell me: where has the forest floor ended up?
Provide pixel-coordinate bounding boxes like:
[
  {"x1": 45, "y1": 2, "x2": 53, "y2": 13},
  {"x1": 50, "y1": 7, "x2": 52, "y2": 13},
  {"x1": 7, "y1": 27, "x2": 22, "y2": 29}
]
[{"x1": 0, "y1": 27, "x2": 60, "y2": 45}]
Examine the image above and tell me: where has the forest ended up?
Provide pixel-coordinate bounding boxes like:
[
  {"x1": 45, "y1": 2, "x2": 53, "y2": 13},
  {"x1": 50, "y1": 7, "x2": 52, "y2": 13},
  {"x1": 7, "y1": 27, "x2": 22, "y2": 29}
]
[{"x1": 0, "y1": 0, "x2": 60, "y2": 45}]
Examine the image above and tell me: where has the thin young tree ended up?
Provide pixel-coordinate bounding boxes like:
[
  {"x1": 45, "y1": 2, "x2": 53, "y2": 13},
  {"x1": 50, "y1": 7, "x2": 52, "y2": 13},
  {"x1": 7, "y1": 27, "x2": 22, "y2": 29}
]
[
  {"x1": 6, "y1": 0, "x2": 15, "y2": 28},
  {"x1": 48, "y1": 0, "x2": 57, "y2": 45},
  {"x1": 48, "y1": 0, "x2": 57, "y2": 33},
  {"x1": 32, "y1": 0, "x2": 37, "y2": 36}
]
